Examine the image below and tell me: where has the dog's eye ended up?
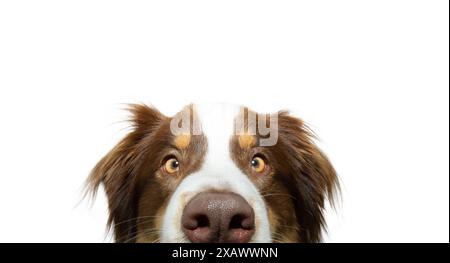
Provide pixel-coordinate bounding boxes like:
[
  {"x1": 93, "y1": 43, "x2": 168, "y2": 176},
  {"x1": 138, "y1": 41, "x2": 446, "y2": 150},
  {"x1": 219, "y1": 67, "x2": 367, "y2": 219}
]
[
  {"x1": 251, "y1": 156, "x2": 266, "y2": 173},
  {"x1": 164, "y1": 158, "x2": 180, "y2": 174}
]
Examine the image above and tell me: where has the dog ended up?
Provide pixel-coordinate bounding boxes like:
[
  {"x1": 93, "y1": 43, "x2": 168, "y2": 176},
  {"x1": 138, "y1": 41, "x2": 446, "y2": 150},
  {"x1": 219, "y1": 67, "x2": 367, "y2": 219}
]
[{"x1": 87, "y1": 103, "x2": 339, "y2": 243}]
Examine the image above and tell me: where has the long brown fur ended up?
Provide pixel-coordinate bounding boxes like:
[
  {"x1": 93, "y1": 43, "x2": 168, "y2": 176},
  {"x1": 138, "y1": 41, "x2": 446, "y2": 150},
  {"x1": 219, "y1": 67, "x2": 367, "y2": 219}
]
[
  {"x1": 275, "y1": 111, "x2": 340, "y2": 242},
  {"x1": 86, "y1": 104, "x2": 167, "y2": 242}
]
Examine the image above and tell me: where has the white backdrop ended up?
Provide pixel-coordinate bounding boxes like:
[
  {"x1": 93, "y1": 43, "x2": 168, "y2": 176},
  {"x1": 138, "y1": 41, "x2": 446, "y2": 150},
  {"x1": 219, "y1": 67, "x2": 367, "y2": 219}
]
[{"x1": 0, "y1": 1, "x2": 448, "y2": 242}]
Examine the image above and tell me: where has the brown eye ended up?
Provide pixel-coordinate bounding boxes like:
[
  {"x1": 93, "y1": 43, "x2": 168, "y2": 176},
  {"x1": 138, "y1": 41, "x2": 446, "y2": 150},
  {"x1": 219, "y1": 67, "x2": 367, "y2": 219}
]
[
  {"x1": 251, "y1": 156, "x2": 266, "y2": 173},
  {"x1": 164, "y1": 158, "x2": 180, "y2": 174}
]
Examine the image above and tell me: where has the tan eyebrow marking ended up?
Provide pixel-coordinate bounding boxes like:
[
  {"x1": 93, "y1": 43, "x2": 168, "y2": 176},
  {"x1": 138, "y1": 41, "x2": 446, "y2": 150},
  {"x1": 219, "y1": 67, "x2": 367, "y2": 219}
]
[
  {"x1": 238, "y1": 134, "x2": 255, "y2": 149},
  {"x1": 174, "y1": 134, "x2": 191, "y2": 150}
]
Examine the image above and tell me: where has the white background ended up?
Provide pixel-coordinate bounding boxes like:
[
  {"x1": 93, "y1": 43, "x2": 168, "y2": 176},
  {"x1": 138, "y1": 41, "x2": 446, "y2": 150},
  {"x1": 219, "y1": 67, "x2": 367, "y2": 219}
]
[{"x1": 0, "y1": 1, "x2": 448, "y2": 242}]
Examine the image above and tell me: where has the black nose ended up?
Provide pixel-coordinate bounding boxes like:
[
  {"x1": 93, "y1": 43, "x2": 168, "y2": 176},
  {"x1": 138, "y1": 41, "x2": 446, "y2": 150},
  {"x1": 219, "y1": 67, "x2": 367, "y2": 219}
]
[{"x1": 181, "y1": 192, "x2": 255, "y2": 243}]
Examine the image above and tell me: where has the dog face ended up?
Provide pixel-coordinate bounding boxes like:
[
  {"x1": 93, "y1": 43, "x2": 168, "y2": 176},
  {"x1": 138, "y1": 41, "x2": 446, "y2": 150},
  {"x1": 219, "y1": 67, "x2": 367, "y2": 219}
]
[{"x1": 87, "y1": 103, "x2": 339, "y2": 243}]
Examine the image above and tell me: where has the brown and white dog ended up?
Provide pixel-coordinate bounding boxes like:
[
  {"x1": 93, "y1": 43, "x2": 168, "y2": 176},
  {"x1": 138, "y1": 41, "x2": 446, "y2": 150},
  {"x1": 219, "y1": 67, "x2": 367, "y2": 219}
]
[{"x1": 87, "y1": 103, "x2": 339, "y2": 243}]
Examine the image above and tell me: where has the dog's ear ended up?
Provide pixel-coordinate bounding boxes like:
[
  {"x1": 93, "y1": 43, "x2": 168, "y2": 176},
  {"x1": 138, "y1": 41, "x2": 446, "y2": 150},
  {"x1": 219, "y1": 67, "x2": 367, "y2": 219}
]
[
  {"x1": 86, "y1": 104, "x2": 165, "y2": 242},
  {"x1": 277, "y1": 112, "x2": 340, "y2": 242}
]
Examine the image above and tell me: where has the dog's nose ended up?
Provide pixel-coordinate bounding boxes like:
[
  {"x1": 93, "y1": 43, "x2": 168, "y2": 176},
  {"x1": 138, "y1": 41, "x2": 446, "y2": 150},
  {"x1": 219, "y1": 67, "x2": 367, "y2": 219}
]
[{"x1": 181, "y1": 192, "x2": 255, "y2": 243}]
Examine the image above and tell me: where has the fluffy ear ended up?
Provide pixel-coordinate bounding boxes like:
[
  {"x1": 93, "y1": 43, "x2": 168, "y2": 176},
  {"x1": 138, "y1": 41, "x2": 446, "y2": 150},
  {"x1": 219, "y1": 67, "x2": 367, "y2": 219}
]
[
  {"x1": 277, "y1": 112, "x2": 340, "y2": 242},
  {"x1": 86, "y1": 104, "x2": 165, "y2": 242}
]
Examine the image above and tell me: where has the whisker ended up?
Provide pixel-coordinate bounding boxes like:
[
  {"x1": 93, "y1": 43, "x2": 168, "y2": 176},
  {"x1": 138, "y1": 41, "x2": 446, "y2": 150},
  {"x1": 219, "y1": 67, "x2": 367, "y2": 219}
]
[
  {"x1": 123, "y1": 228, "x2": 161, "y2": 243},
  {"x1": 261, "y1": 192, "x2": 297, "y2": 200},
  {"x1": 113, "y1": 215, "x2": 162, "y2": 228},
  {"x1": 276, "y1": 224, "x2": 299, "y2": 231}
]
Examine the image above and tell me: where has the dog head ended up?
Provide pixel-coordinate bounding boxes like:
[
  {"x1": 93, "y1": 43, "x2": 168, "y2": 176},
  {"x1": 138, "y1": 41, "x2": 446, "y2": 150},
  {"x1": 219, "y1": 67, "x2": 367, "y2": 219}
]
[{"x1": 87, "y1": 103, "x2": 339, "y2": 243}]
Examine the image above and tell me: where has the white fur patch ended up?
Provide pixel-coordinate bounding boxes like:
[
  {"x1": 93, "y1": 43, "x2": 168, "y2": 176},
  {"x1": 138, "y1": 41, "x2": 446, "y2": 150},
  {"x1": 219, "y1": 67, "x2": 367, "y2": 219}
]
[{"x1": 160, "y1": 103, "x2": 271, "y2": 243}]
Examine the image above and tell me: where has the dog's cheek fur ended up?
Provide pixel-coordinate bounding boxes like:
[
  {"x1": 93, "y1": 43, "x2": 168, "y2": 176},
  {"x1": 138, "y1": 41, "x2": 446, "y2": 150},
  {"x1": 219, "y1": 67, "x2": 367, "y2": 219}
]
[
  {"x1": 86, "y1": 104, "x2": 167, "y2": 243},
  {"x1": 263, "y1": 179, "x2": 300, "y2": 243},
  {"x1": 135, "y1": 181, "x2": 169, "y2": 243}
]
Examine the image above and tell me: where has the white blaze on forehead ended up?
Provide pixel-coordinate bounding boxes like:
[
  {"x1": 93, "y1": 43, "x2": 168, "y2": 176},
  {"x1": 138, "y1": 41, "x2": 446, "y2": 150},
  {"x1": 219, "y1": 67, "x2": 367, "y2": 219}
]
[
  {"x1": 195, "y1": 103, "x2": 240, "y2": 172},
  {"x1": 160, "y1": 103, "x2": 271, "y2": 243}
]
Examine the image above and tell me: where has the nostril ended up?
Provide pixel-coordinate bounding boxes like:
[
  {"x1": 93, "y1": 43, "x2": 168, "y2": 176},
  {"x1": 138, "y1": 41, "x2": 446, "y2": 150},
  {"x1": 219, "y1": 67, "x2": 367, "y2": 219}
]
[
  {"x1": 183, "y1": 214, "x2": 209, "y2": 230},
  {"x1": 229, "y1": 215, "x2": 242, "y2": 229},
  {"x1": 196, "y1": 215, "x2": 209, "y2": 228},
  {"x1": 225, "y1": 212, "x2": 255, "y2": 243},
  {"x1": 229, "y1": 214, "x2": 252, "y2": 229}
]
